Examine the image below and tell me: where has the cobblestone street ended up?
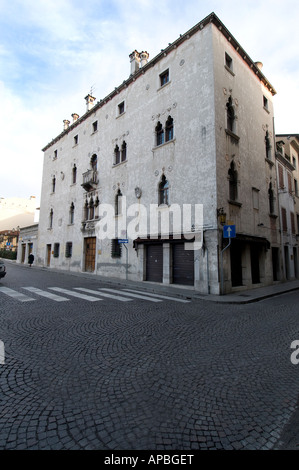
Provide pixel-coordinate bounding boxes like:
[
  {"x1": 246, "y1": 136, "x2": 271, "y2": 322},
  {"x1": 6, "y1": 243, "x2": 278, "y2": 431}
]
[{"x1": 0, "y1": 263, "x2": 299, "y2": 451}]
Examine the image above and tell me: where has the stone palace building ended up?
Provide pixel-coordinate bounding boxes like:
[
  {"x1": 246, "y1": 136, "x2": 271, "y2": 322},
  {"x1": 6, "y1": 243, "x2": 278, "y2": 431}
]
[{"x1": 36, "y1": 12, "x2": 284, "y2": 294}]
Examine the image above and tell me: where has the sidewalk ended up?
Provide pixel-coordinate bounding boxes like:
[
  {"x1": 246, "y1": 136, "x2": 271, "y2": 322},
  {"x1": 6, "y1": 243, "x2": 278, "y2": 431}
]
[{"x1": 7, "y1": 259, "x2": 299, "y2": 304}]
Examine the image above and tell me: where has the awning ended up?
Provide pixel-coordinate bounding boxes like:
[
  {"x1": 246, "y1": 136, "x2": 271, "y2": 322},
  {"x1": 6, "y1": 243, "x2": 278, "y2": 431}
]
[{"x1": 233, "y1": 233, "x2": 270, "y2": 249}]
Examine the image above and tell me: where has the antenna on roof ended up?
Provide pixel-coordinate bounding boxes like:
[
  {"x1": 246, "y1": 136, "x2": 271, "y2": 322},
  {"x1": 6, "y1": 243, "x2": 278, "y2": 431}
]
[{"x1": 90, "y1": 84, "x2": 96, "y2": 96}]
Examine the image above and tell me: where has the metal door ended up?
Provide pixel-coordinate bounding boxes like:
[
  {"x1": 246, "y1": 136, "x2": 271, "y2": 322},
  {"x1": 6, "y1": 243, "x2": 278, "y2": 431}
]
[
  {"x1": 172, "y1": 243, "x2": 194, "y2": 286},
  {"x1": 146, "y1": 244, "x2": 163, "y2": 283}
]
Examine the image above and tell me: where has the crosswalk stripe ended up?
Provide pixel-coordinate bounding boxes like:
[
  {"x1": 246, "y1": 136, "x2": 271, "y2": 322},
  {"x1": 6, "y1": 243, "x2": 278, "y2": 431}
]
[
  {"x1": 23, "y1": 287, "x2": 70, "y2": 302},
  {"x1": 74, "y1": 288, "x2": 132, "y2": 302},
  {"x1": 123, "y1": 289, "x2": 191, "y2": 303},
  {"x1": 49, "y1": 287, "x2": 101, "y2": 302},
  {"x1": 0, "y1": 286, "x2": 35, "y2": 302},
  {"x1": 100, "y1": 288, "x2": 162, "y2": 302}
]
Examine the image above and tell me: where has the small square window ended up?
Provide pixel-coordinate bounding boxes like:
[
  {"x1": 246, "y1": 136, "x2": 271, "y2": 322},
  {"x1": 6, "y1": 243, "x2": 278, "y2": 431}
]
[
  {"x1": 92, "y1": 121, "x2": 98, "y2": 133},
  {"x1": 118, "y1": 101, "x2": 125, "y2": 115},
  {"x1": 160, "y1": 69, "x2": 169, "y2": 87},
  {"x1": 225, "y1": 53, "x2": 233, "y2": 71}
]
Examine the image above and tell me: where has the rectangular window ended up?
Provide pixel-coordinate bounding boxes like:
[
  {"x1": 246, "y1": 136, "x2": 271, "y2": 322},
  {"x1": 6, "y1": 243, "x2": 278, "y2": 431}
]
[
  {"x1": 281, "y1": 207, "x2": 287, "y2": 232},
  {"x1": 225, "y1": 53, "x2": 233, "y2": 72},
  {"x1": 278, "y1": 164, "x2": 284, "y2": 189},
  {"x1": 252, "y1": 188, "x2": 259, "y2": 210},
  {"x1": 263, "y1": 96, "x2": 268, "y2": 110},
  {"x1": 54, "y1": 150, "x2": 58, "y2": 160},
  {"x1": 92, "y1": 121, "x2": 98, "y2": 133},
  {"x1": 118, "y1": 101, "x2": 125, "y2": 115},
  {"x1": 295, "y1": 179, "x2": 298, "y2": 197},
  {"x1": 53, "y1": 243, "x2": 60, "y2": 258},
  {"x1": 65, "y1": 242, "x2": 73, "y2": 258},
  {"x1": 111, "y1": 239, "x2": 122, "y2": 258},
  {"x1": 74, "y1": 135, "x2": 78, "y2": 145},
  {"x1": 160, "y1": 69, "x2": 169, "y2": 87},
  {"x1": 288, "y1": 172, "x2": 292, "y2": 194},
  {"x1": 293, "y1": 156, "x2": 297, "y2": 168},
  {"x1": 291, "y1": 212, "x2": 296, "y2": 234}
]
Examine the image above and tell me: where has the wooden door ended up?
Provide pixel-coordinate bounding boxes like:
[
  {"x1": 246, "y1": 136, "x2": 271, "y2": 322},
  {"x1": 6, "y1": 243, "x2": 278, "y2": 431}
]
[
  {"x1": 84, "y1": 237, "x2": 96, "y2": 272},
  {"x1": 46, "y1": 244, "x2": 51, "y2": 267}
]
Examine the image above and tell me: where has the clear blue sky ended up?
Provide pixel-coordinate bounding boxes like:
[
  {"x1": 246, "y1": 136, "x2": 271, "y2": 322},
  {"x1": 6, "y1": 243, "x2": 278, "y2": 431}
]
[{"x1": 0, "y1": 0, "x2": 298, "y2": 200}]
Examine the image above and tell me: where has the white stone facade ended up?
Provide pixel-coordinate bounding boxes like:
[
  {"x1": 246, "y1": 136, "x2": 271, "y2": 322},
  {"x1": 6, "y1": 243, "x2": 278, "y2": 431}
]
[
  {"x1": 36, "y1": 13, "x2": 282, "y2": 294},
  {"x1": 275, "y1": 135, "x2": 299, "y2": 279},
  {"x1": 17, "y1": 224, "x2": 39, "y2": 265}
]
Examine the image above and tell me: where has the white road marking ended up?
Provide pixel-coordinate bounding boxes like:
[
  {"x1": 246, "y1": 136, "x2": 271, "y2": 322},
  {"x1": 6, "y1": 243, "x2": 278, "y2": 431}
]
[
  {"x1": 49, "y1": 287, "x2": 101, "y2": 302},
  {"x1": 23, "y1": 287, "x2": 70, "y2": 302},
  {"x1": 100, "y1": 288, "x2": 162, "y2": 302},
  {"x1": 123, "y1": 289, "x2": 191, "y2": 303},
  {"x1": 74, "y1": 288, "x2": 132, "y2": 302},
  {"x1": 0, "y1": 340, "x2": 4, "y2": 365},
  {"x1": 0, "y1": 286, "x2": 35, "y2": 302}
]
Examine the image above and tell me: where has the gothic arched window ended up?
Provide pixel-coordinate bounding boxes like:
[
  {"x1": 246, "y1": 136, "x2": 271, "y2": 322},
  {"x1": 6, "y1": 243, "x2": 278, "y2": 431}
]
[
  {"x1": 165, "y1": 116, "x2": 174, "y2": 142},
  {"x1": 226, "y1": 96, "x2": 235, "y2": 133},
  {"x1": 159, "y1": 174, "x2": 169, "y2": 205},
  {"x1": 156, "y1": 121, "x2": 164, "y2": 146},
  {"x1": 228, "y1": 161, "x2": 238, "y2": 201}
]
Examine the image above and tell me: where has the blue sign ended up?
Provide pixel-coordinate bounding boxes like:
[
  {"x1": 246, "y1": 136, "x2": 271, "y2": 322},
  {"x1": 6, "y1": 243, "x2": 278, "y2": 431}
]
[
  {"x1": 118, "y1": 239, "x2": 129, "y2": 244},
  {"x1": 223, "y1": 225, "x2": 236, "y2": 239}
]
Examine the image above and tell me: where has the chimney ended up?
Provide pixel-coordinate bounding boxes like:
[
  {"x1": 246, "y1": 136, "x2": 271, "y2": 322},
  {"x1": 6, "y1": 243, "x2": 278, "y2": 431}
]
[
  {"x1": 63, "y1": 119, "x2": 70, "y2": 130},
  {"x1": 255, "y1": 61, "x2": 263, "y2": 70},
  {"x1": 85, "y1": 94, "x2": 96, "y2": 112},
  {"x1": 72, "y1": 113, "x2": 79, "y2": 122},
  {"x1": 129, "y1": 50, "x2": 140, "y2": 75},
  {"x1": 140, "y1": 51, "x2": 149, "y2": 67}
]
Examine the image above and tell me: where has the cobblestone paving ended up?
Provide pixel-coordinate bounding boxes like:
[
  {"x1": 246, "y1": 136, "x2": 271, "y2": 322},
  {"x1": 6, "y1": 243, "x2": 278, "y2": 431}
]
[{"x1": 0, "y1": 267, "x2": 298, "y2": 450}]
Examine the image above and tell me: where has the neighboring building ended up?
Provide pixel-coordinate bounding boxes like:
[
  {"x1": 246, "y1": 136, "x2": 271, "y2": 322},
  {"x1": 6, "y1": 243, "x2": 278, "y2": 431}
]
[
  {"x1": 0, "y1": 196, "x2": 38, "y2": 231},
  {"x1": 275, "y1": 135, "x2": 299, "y2": 279},
  {"x1": 0, "y1": 229, "x2": 19, "y2": 253},
  {"x1": 17, "y1": 224, "x2": 39, "y2": 265},
  {"x1": 37, "y1": 12, "x2": 281, "y2": 294}
]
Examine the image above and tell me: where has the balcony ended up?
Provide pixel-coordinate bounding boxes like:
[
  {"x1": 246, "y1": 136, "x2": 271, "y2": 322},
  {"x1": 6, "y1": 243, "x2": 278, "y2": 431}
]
[{"x1": 81, "y1": 170, "x2": 99, "y2": 191}]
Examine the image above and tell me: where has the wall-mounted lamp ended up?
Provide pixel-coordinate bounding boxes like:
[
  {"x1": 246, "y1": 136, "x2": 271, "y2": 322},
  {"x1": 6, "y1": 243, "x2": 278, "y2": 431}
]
[{"x1": 217, "y1": 207, "x2": 226, "y2": 225}]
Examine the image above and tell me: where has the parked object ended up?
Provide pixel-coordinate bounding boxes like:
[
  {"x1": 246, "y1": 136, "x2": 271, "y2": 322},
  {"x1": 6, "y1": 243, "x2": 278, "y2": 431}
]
[{"x1": 0, "y1": 260, "x2": 6, "y2": 278}]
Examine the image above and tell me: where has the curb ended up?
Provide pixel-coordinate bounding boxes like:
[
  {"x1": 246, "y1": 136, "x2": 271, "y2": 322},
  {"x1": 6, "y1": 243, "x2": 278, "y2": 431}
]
[{"x1": 4, "y1": 259, "x2": 299, "y2": 304}]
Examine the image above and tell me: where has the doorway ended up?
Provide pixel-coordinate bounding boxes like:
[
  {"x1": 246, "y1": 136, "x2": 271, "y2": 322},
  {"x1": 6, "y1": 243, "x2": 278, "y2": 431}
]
[
  {"x1": 250, "y1": 245, "x2": 260, "y2": 284},
  {"x1": 272, "y1": 247, "x2": 279, "y2": 281},
  {"x1": 46, "y1": 244, "x2": 51, "y2": 267},
  {"x1": 84, "y1": 237, "x2": 96, "y2": 272},
  {"x1": 21, "y1": 244, "x2": 26, "y2": 263},
  {"x1": 146, "y1": 244, "x2": 163, "y2": 283},
  {"x1": 230, "y1": 241, "x2": 243, "y2": 287},
  {"x1": 172, "y1": 243, "x2": 194, "y2": 286}
]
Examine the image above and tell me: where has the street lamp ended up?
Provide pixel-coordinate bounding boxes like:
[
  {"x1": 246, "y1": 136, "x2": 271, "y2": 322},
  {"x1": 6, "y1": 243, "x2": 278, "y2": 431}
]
[{"x1": 217, "y1": 208, "x2": 226, "y2": 225}]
